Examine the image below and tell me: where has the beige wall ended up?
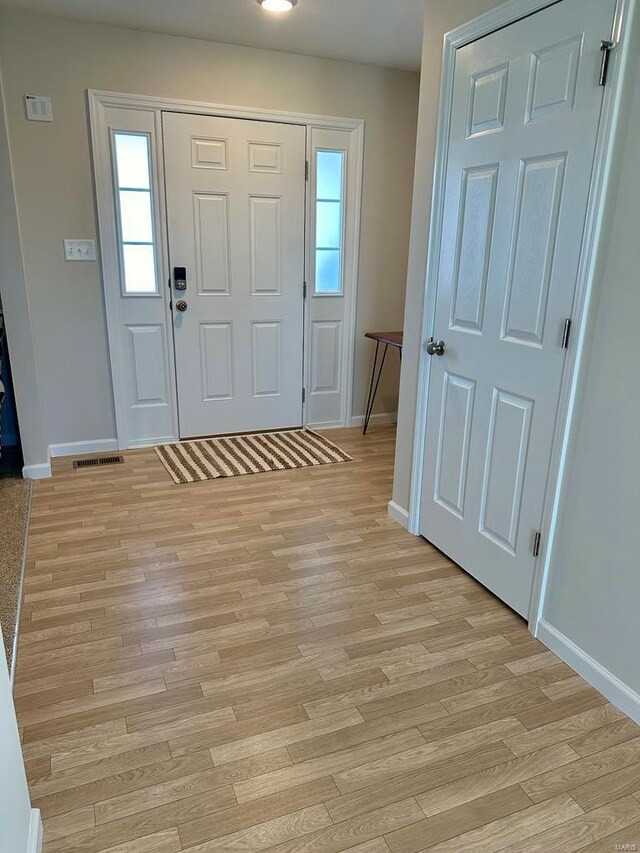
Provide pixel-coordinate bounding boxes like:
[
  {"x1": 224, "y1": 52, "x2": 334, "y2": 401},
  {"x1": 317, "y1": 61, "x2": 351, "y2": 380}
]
[
  {"x1": 0, "y1": 9, "x2": 419, "y2": 447},
  {"x1": 392, "y1": 0, "x2": 503, "y2": 512}
]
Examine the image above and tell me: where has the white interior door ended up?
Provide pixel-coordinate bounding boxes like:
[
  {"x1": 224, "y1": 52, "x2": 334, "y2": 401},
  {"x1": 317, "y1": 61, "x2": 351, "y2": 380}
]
[
  {"x1": 163, "y1": 113, "x2": 306, "y2": 438},
  {"x1": 419, "y1": 0, "x2": 616, "y2": 616}
]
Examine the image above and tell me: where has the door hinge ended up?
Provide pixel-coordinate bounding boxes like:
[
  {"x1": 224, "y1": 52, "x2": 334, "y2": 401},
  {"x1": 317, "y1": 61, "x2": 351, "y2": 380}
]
[
  {"x1": 599, "y1": 39, "x2": 615, "y2": 86},
  {"x1": 303, "y1": 281, "x2": 307, "y2": 299},
  {"x1": 305, "y1": 160, "x2": 309, "y2": 182},
  {"x1": 302, "y1": 387, "x2": 306, "y2": 404},
  {"x1": 533, "y1": 531, "x2": 542, "y2": 558},
  {"x1": 561, "y1": 318, "x2": 572, "y2": 349}
]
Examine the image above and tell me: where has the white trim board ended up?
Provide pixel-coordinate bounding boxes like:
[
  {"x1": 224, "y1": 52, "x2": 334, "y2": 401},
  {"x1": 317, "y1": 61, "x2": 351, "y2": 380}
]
[
  {"x1": 348, "y1": 411, "x2": 397, "y2": 429},
  {"x1": 406, "y1": 0, "x2": 635, "y2": 633},
  {"x1": 88, "y1": 90, "x2": 364, "y2": 132},
  {"x1": 22, "y1": 462, "x2": 51, "y2": 480},
  {"x1": 387, "y1": 500, "x2": 409, "y2": 528},
  {"x1": 537, "y1": 619, "x2": 640, "y2": 725},
  {"x1": 306, "y1": 412, "x2": 396, "y2": 430},
  {"x1": 10, "y1": 479, "x2": 33, "y2": 686},
  {"x1": 49, "y1": 439, "x2": 118, "y2": 458},
  {"x1": 128, "y1": 436, "x2": 180, "y2": 449},
  {"x1": 27, "y1": 809, "x2": 43, "y2": 853},
  {"x1": 88, "y1": 90, "x2": 365, "y2": 448}
]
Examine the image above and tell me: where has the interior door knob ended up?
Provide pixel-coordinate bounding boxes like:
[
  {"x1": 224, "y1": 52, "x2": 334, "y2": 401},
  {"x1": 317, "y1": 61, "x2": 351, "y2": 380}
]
[
  {"x1": 175, "y1": 300, "x2": 188, "y2": 312},
  {"x1": 426, "y1": 337, "x2": 446, "y2": 356}
]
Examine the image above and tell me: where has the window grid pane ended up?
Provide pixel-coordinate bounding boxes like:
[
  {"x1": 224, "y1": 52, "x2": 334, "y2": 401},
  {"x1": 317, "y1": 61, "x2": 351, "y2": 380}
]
[
  {"x1": 122, "y1": 244, "x2": 156, "y2": 294},
  {"x1": 316, "y1": 249, "x2": 341, "y2": 294},
  {"x1": 314, "y1": 149, "x2": 345, "y2": 296},
  {"x1": 113, "y1": 132, "x2": 158, "y2": 295},
  {"x1": 114, "y1": 133, "x2": 151, "y2": 189},
  {"x1": 316, "y1": 150, "x2": 343, "y2": 201},
  {"x1": 316, "y1": 201, "x2": 342, "y2": 250},
  {"x1": 119, "y1": 190, "x2": 153, "y2": 244}
]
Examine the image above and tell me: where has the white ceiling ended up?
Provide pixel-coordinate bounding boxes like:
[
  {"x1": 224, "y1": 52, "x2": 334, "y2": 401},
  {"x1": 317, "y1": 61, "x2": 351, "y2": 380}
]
[{"x1": 0, "y1": 0, "x2": 425, "y2": 71}]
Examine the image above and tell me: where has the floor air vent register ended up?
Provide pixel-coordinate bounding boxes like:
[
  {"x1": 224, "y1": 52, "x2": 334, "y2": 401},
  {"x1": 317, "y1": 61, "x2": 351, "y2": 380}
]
[{"x1": 73, "y1": 456, "x2": 124, "y2": 469}]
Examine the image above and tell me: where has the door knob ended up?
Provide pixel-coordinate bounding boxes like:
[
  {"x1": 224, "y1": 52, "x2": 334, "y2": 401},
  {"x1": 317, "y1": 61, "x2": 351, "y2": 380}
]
[
  {"x1": 175, "y1": 300, "x2": 188, "y2": 313},
  {"x1": 426, "y1": 337, "x2": 446, "y2": 356}
]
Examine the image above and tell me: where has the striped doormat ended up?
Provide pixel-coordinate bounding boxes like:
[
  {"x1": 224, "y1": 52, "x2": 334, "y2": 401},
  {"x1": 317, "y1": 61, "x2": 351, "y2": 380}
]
[{"x1": 155, "y1": 429, "x2": 352, "y2": 484}]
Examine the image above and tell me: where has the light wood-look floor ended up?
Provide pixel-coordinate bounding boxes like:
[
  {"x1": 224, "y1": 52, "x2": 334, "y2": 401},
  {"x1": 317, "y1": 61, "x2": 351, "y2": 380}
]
[{"x1": 14, "y1": 427, "x2": 640, "y2": 852}]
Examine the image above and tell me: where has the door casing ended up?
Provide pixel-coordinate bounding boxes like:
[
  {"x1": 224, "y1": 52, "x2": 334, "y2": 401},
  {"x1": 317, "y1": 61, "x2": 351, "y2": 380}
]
[
  {"x1": 406, "y1": 0, "x2": 635, "y2": 632},
  {"x1": 89, "y1": 91, "x2": 364, "y2": 447}
]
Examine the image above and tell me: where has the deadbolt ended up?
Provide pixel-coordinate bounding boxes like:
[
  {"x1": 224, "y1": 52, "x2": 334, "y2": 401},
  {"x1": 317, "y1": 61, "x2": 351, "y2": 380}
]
[
  {"x1": 174, "y1": 266, "x2": 187, "y2": 291},
  {"x1": 426, "y1": 337, "x2": 446, "y2": 356},
  {"x1": 175, "y1": 300, "x2": 188, "y2": 313}
]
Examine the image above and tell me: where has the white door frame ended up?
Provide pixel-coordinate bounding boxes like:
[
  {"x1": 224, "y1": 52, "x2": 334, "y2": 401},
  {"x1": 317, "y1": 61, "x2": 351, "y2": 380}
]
[
  {"x1": 407, "y1": 0, "x2": 635, "y2": 632},
  {"x1": 88, "y1": 90, "x2": 364, "y2": 446}
]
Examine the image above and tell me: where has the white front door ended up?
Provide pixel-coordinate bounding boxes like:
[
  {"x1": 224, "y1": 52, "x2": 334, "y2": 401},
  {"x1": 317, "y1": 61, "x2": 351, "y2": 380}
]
[
  {"x1": 419, "y1": 0, "x2": 616, "y2": 616},
  {"x1": 163, "y1": 113, "x2": 306, "y2": 438}
]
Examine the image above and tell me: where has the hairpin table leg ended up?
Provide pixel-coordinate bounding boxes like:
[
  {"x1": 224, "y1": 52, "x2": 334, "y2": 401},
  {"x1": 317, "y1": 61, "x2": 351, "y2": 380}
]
[{"x1": 363, "y1": 342, "x2": 388, "y2": 435}]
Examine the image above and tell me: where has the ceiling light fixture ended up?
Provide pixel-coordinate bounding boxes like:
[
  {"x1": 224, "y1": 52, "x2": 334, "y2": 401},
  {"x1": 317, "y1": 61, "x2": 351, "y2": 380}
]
[{"x1": 257, "y1": 0, "x2": 297, "y2": 12}]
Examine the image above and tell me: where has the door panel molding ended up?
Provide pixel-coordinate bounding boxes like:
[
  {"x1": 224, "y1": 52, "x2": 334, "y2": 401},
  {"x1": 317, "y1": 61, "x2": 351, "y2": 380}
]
[
  {"x1": 450, "y1": 164, "x2": 498, "y2": 334},
  {"x1": 251, "y1": 321, "x2": 282, "y2": 399},
  {"x1": 89, "y1": 91, "x2": 364, "y2": 447},
  {"x1": 199, "y1": 322, "x2": 234, "y2": 402},
  {"x1": 501, "y1": 153, "x2": 567, "y2": 347},
  {"x1": 194, "y1": 193, "x2": 232, "y2": 296},
  {"x1": 478, "y1": 388, "x2": 534, "y2": 556},
  {"x1": 434, "y1": 372, "x2": 476, "y2": 519},
  {"x1": 126, "y1": 324, "x2": 169, "y2": 406},
  {"x1": 249, "y1": 196, "x2": 282, "y2": 296},
  {"x1": 406, "y1": 0, "x2": 635, "y2": 631}
]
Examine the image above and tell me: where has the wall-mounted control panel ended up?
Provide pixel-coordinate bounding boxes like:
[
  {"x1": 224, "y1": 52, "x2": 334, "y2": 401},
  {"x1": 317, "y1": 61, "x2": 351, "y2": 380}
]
[{"x1": 174, "y1": 267, "x2": 187, "y2": 291}]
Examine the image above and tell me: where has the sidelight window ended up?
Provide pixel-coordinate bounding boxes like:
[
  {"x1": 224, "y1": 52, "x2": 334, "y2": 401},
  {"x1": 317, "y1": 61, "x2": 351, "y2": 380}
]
[
  {"x1": 112, "y1": 132, "x2": 159, "y2": 295},
  {"x1": 314, "y1": 149, "x2": 345, "y2": 295}
]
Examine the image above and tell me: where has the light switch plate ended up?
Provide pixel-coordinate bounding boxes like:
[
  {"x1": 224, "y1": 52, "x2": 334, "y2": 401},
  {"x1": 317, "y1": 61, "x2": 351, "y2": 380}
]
[
  {"x1": 25, "y1": 95, "x2": 53, "y2": 122},
  {"x1": 64, "y1": 239, "x2": 96, "y2": 261}
]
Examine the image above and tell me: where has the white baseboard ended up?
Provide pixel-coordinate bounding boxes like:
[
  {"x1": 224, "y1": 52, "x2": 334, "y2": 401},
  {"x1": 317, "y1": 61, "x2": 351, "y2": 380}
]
[
  {"x1": 23, "y1": 437, "x2": 119, "y2": 477},
  {"x1": 27, "y1": 809, "x2": 43, "y2": 853},
  {"x1": 128, "y1": 436, "x2": 177, "y2": 449},
  {"x1": 22, "y1": 462, "x2": 51, "y2": 480},
  {"x1": 305, "y1": 421, "x2": 344, "y2": 431},
  {"x1": 537, "y1": 618, "x2": 640, "y2": 725},
  {"x1": 49, "y1": 438, "x2": 118, "y2": 458},
  {"x1": 349, "y1": 412, "x2": 397, "y2": 428},
  {"x1": 388, "y1": 500, "x2": 410, "y2": 529}
]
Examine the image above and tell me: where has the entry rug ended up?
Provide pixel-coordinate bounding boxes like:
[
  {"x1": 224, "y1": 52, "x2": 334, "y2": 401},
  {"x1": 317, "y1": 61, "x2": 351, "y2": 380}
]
[{"x1": 155, "y1": 429, "x2": 352, "y2": 484}]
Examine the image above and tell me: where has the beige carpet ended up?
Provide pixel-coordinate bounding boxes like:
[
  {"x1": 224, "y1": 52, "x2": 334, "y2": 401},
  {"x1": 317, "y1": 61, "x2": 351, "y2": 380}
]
[
  {"x1": 155, "y1": 429, "x2": 352, "y2": 484},
  {"x1": 0, "y1": 476, "x2": 30, "y2": 674}
]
